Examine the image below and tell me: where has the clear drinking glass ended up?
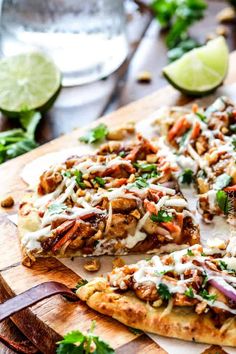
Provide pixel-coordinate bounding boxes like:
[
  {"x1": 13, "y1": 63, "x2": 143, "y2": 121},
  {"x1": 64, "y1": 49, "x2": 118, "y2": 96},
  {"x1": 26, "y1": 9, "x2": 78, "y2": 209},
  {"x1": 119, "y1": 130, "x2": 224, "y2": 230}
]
[{"x1": 0, "y1": 0, "x2": 128, "y2": 86}]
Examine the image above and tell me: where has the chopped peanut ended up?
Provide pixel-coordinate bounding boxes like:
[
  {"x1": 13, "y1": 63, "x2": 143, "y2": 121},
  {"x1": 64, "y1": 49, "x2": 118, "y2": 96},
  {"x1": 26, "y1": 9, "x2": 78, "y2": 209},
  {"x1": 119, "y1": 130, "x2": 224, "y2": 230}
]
[
  {"x1": 152, "y1": 299, "x2": 163, "y2": 308},
  {"x1": 112, "y1": 257, "x2": 125, "y2": 269},
  {"x1": 136, "y1": 71, "x2": 152, "y2": 84},
  {"x1": 1, "y1": 195, "x2": 14, "y2": 208},
  {"x1": 146, "y1": 154, "x2": 158, "y2": 163},
  {"x1": 217, "y1": 7, "x2": 236, "y2": 23},
  {"x1": 84, "y1": 259, "x2": 101, "y2": 272},
  {"x1": 216, "y1": 25, "x2": 229, "y2": 37},
  {"x1": 130, "y1": 209, "x2": 141, "y2": 219}
]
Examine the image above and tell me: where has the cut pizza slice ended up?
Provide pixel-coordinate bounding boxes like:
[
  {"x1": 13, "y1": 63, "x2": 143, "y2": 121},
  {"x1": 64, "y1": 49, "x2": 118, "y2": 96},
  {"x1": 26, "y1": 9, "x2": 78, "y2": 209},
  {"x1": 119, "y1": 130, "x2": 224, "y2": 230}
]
[
  {"x1": 77, "y1": 243, "x2": 236, "y2": 347},
  {"x1": 18, "y1": 135, "x2": 199, "y2": 266},
  {"x1": 149, "y1": 96, "x2": 236, "y2": 223}
]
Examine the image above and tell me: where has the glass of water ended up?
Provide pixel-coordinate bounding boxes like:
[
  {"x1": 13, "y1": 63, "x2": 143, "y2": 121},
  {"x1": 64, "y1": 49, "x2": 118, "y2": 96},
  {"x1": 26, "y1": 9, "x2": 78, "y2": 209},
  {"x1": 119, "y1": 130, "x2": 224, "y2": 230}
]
[{"x1": 0, "y1": 0, "x2": 128, "y2": 86}]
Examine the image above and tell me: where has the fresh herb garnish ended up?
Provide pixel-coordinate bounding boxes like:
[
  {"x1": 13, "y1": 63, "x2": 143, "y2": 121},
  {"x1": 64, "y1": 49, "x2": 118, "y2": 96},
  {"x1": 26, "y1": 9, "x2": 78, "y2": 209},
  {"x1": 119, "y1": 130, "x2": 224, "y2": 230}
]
[
  {"x1": 219, "y1": 260, "x2": 228, "y2": 271},
  {"x1": 150, "y1": 210, "x2": 173, "y2": 223},
  {"x1": 75, "y1": 279, "x2": 88, "y2": 289},
  {"x1": 132, "y1": 177, "x2": 148, "y2": 189},
  {"x1": 214, "y1": 173, "x2": 232, "y2": 190},
  {"x1": 151, "y1": 0, "x2": 207, "y2": 58},
  {"x1": 232, "y1": 137, "x2": 236, "y2": 151},
  {"x1": 184, "y1": 287, "x2": 194, "y2": 298},
  {"x1": 74, "y1": 170, "x2": 86, "y2": 189},
  {"x1": 0, "y1": 111, "x2": 41, "y2": 163},
  {"x1": 79, "y1": 123, "x2": 108, "y2": 144},
  {"x1": 48, "y1": 203, "x2": 67, "y2": 215},
  {"x1": 127, "y1": 327, "x2": 143, "y2": 335},
  {"x1": 141, "y1": 171, "x2": 160, "y2": 180},
  {"x1": 216, "y1": 190, "x2": 230, "y2": 215},
  {"x1": 229, "y1": 124, "x2": 236, "y2": 133},
  {"x1": 56, "y1": 321, "x2": 114, "y2": 354},
  {"x1": 179, "y1": 130, "x2": 190, "y2": 147},
  {"x1": 195, "y1": 112, "x2": 206, "y2": 122},
  {"x1": 158, "y1": 283, "x2": 172, "y2": 300},
  {"x1": 179, "y1": 169, "x2": 194, "y2": 184},
  {"x1": 187, "y1": 249, "x2": 194, "y2": 256},
  {"x1": 202, "y1": 274, "x2": 208, "y2": 287},
  {"x1": 63, "y1": 171, "x2": 72, "y2": 177},
  {"x1": 199, "y1": 289, "x2": 217, "y2": 302},
  {"x1": 119, "y1": 151, "x2": 126, "y2": 157},
  {"x1": 134, "y1": 162, "x2": 157, "y2": 172},
  {"x1": 94, "y1": 176, "x2": 105, "y2": 187}
]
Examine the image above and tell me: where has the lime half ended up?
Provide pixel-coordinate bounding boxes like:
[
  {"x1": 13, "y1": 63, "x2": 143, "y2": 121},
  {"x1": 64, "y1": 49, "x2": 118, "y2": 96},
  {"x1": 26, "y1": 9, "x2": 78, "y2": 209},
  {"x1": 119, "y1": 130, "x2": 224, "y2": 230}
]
[
  {"x1": 163, "y1": 36, "x2": 229, "y2": 96},
  {"x1": 0, "y1": 52, "x2": 61, "y2": 112}
]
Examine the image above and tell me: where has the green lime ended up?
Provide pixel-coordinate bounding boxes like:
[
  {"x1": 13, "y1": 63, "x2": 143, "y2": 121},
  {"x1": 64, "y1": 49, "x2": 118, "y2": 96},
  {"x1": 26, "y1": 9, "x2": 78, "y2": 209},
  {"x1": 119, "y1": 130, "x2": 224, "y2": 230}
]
[
  {"x1": 163, "y1": 36, "x2": 229, "y2": 96},
  {"x1": 0, "y1": 52, "x2": 61, "y2": 113}
]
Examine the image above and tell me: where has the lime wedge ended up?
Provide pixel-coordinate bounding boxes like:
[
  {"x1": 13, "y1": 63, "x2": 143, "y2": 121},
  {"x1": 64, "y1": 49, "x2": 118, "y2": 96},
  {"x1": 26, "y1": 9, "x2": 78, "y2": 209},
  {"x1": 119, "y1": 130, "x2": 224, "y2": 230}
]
[
  {"x1": 0, "y1": 52, "x2": 61, "y2": 113},
  {"x1": 163, "y1": 36, "x2": 229, "y2": 96}
]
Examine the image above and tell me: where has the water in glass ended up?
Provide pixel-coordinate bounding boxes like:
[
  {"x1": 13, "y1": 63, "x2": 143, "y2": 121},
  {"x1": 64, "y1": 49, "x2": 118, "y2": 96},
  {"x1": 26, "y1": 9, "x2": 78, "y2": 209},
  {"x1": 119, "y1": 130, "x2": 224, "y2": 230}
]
[{"x1": 0, "y1": 0, "x2": 128, "y2": 86}]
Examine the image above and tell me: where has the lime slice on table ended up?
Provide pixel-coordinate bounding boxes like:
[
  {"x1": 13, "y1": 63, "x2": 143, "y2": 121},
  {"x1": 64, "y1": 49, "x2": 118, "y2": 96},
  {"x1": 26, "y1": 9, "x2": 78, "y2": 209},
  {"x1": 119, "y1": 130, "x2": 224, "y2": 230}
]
[
  {"x1": 0, "y1": 52, "x2": 61, "y2": 113},
  {"x1": 163, "y1": 36, "x2": 229, "y2": 96}
]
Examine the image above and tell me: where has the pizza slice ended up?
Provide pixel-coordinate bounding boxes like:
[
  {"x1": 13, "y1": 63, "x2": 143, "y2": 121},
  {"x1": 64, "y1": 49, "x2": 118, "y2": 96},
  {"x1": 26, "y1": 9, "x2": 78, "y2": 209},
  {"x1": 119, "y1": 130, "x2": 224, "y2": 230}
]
[
  {"x1": 77, "y1": 243, "x2": 236, "y2": 347},
  {"x1": 151, "y1": 96, "x2": 236, "y2": 223},
  {"x1": 18, "y1": 135, "x2": 199, "y2": 266}
]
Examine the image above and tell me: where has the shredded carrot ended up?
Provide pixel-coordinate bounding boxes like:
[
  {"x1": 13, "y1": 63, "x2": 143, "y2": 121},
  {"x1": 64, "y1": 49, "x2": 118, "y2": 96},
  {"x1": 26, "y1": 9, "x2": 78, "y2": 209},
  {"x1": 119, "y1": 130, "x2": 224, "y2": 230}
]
[
  {"x1": 112, "y1": 178, "x2": 128, "y2": 187},
  {"x1": 161, "y1": 221, "x2": 180, "y2": 233},
  {"x1": 224, "y1": 185, "x2": 236, "y2": 192},
  {"x1": 190, "y1": 121, "x2": 201, "y2": 140},
  {"x1": 192, "y1": 103, "x2": 198, "y2": 113},
  {"x1": 144, "y1": 199, "x2": 157, "y2": 214},
  {"x1": 52, "y1": 220, "x2": 80, "y2": 252},
  {"x1": 167, "y1": 117, "x2": 191, "y2": 141}
]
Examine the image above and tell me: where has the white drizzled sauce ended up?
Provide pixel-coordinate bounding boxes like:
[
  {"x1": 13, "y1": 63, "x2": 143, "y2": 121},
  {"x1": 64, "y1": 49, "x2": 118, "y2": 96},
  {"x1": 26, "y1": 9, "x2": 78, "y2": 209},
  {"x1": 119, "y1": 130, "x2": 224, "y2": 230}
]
[{"x1": 22, "y1": 226, "x2": 51, "y2": 250}]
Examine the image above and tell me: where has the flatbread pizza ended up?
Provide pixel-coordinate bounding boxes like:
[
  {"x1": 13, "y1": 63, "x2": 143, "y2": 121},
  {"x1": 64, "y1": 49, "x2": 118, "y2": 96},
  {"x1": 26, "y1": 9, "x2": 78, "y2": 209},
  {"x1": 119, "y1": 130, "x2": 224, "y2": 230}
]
[
  {"x1": 18, "y1": 135, "x2": 199, "y2": 266},
  {"x1": 77, "y1": 243, "x2": 236, "y2": 347}
]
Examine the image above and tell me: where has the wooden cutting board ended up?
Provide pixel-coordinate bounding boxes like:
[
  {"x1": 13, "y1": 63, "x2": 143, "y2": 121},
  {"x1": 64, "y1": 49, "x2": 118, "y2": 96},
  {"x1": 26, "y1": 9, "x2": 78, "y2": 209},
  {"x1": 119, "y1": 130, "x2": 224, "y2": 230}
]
[{"x1": 0, "y1": 52, "x2": 236, "y2": 354}]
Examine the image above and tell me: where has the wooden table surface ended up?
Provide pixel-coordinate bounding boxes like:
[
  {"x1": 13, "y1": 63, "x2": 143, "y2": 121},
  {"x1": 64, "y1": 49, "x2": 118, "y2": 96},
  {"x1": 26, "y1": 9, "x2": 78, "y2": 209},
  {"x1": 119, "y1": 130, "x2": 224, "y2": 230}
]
[{"x1": 0, "y1": 0, "x2": 235, "y2": 353}]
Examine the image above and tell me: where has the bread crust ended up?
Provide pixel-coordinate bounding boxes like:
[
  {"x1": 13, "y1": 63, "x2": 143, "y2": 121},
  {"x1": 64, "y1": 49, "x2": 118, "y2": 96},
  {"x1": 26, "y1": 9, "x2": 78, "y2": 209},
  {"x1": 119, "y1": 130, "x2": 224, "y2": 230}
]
[{"x1": 77, "y1": 278, "x2": 236, "y2": 347}]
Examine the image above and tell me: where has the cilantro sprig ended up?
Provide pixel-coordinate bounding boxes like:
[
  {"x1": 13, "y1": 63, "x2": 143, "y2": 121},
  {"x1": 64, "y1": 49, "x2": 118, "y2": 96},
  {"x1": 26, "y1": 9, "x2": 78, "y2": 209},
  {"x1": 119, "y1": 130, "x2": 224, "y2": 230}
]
[
  {"x1": 179, "y1": 169, "x2": 194, "y2": 184},
  {"x1": 0, "y1": 110, "x2": 41, "y2": 164},
  {"x1": 151, "y1": 210, "x2": 173, "y2": 223},
  {"x1": 56, "y1": 321, "x2": 114, "y2": 354},
  {"x1": 79, "y1": 124, "x2": 108, "y2": 144},
  {"x1": 199, "y1": 289, "x2": 217, "y2": 303},
  {"x1": 184, "y1": 287, "x2": 194, "y2": 298},
  {"x1": 74, "y1": 170, "x2": 86, "y2": 190},
  {"x1": 216, "y1": 190, "x2": 230, "y2": 215},
  {"x1": 158, "y1": 283, "x2": 172, "y2": 300},
  {"x1": 151, "y1": 0, "x2": 207, "y2": 60}
]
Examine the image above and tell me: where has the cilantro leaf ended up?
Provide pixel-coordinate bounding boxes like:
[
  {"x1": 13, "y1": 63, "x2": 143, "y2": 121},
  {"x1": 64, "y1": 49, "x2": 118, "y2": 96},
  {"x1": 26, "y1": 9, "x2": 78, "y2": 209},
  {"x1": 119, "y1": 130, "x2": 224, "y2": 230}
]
[
  {"x1": 132, "y1": 177, "x2": 148, "y2": 189},
  {"x1": 64, "y1": 171, "x2": 72, "y2": 177},
  {"x1": 19, "y1": 110, "x2": 41, "y2": 140},
  {"x1": 199, "y1": 289, "x2": 217, "y2": 302},
  {"x1": 219, "y1": 260, "x2": 228, "y2": 271},
  {"x1": 158, "y1": 283, "x2": 172, "y2": 300},
  {"x1": 187, "y1": 249, "x2": 194, "y2": 256},
  {"x1": 184, "y1": 287, "x2": 194, "y2": 298},
  {"x1": 57, "y1": 322, "x2": 115, "y2": 354},
  {"x1": 179, "y1": 169, "x2": 194, "y2": 184},
  {"x1": 94, "y1": 176, "x2": 105, "y2": 187},
  {"x1": 216, "y1": 190, "x2": 230, "y2": 215},
  {"x1": 74, "y1": 170, "x2": 86, "y2": 189},
  {"x1": 0, "y1": 110, "x2": 41, "y2": 163},
  {"x1": 48, "y1": 203, "x2": 67, "y2": 215},
  {"x1": 214, "y1": 173, "x2": 232, "y2": 190},
  {"x1": 232, "y1": 137, "x2": 236, "y2": 151},
  {"x1": 79, "y1": 124, "x2": 108, "y2": 144},
  {"x1": 229, "y1": 124, "x2": 236, "y2": 133},
  {"x1": 75, "y1": 279, "x2": 88, "y2": 289},
  {"x1": 150, "y1": 210, "x2": 173, "y2": 223},
  {"x1": 195, "y1": 112, "x2": 206, "y2": 122},
  {"x1": 134, "y1": 162, "x2": 157, "y2": 172}
]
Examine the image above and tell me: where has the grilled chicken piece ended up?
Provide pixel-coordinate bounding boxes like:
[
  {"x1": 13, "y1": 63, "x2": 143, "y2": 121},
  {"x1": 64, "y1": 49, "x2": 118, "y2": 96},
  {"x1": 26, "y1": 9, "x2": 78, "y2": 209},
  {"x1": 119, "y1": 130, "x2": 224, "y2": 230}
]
[
  {"x1": 111, "y1": 198, "x2": 137, "y2": 213},
  {"x1": 38, "y1": 170, "x2": 62, "y2": 194},
  {"x1": 107, "y1": 213, "x2": 137, "y2": 239},
  {"x1": 134, "y1": 281, "x2": 159, "y2": 302}
]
